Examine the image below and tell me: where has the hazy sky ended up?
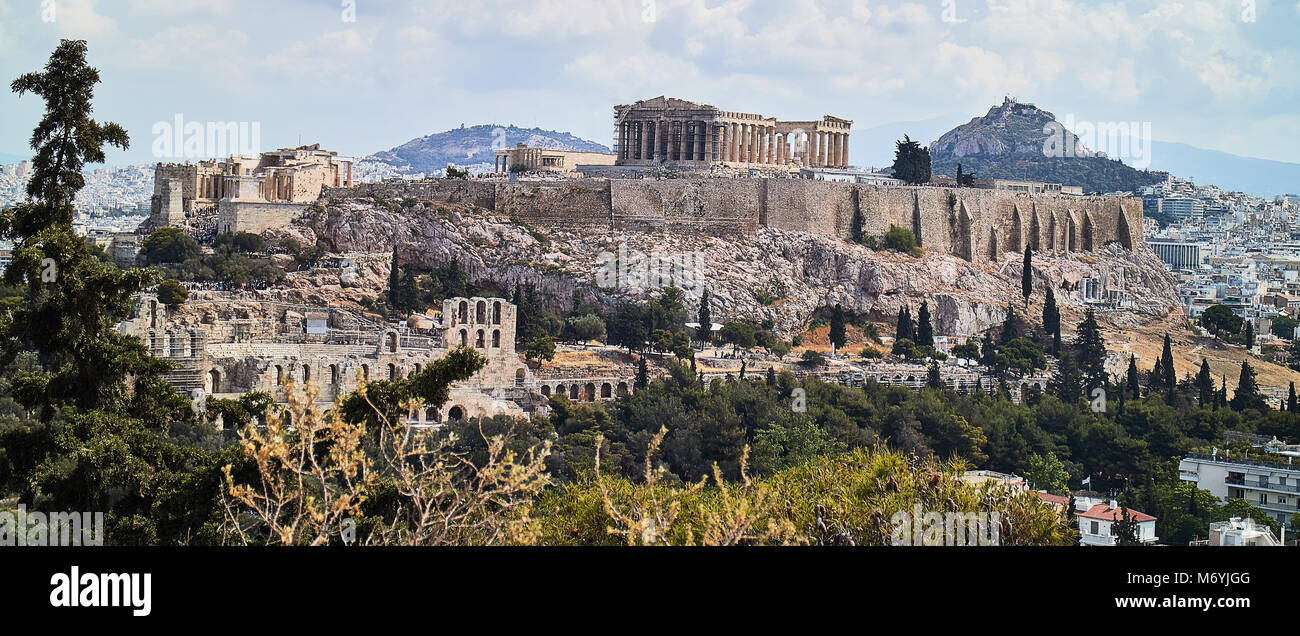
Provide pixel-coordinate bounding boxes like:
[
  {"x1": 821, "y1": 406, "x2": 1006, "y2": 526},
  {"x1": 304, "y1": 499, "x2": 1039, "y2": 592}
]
[{"x1": 1, "y1": 0, "x2": 1297, "y2": 166}]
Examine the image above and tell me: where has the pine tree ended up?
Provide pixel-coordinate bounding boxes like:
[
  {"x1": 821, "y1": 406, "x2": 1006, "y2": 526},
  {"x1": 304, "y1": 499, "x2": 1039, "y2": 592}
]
[
  {"x1": 1126, "y1": 355, "x2": 1141, "y2": 399},
  {"x1": 829, "y1": 303, "x2": 847, "y2": 355},
  {"x1": 916, "y1": 301, "x2": 934, "y2": 348},
  {"x1": 1230, "y1": 361, "x2": 1265, "y2": 411},
  {"x1": 1021, "y1": 244, "x2": 1033, "y2": 308},
  {"x1": 891, "y1": 135, "x2": 932, "y2": 185},
  {"x1": 1074, "y1": 309, "x2": 1107, "y2": 393},
  {"x1": 1049, "y1": 351, "x2": 1083, "y2": 403},
  {"x1": 696, "y1": 288, "x2": 712, "y2": 344},
  {"x1": 980, "y1": 333, "x2": 998, "y2": 367},
  {"x1": 1195, "y1": 358, "x2": 1215, "y2": 407},
  {"x1": 896, "y1": 306, "x2": 915, "y2": 342}
]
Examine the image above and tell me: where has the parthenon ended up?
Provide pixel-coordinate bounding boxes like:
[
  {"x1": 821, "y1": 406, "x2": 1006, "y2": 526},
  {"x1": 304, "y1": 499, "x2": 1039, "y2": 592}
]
[{"x1": 613, "y1": 96, "x2": 852, "y2": 169}]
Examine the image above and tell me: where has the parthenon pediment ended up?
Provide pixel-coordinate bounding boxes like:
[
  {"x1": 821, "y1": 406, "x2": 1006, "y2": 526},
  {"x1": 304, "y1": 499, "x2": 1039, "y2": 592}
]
[{"x1": 624, "y1": 96, "x2": 716, "y2": 110}]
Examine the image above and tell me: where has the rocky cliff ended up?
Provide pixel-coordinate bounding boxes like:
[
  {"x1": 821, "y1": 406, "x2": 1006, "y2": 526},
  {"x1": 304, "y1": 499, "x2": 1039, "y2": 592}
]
[{"x1": 273, "y1": 196, "x2": 1182, "y2": 339}]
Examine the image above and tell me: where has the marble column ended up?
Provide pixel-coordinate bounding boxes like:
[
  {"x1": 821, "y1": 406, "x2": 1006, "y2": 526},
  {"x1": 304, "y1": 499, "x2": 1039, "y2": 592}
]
[{"x1": 653, "y1": 120, "x2": 662, "y2": 162}]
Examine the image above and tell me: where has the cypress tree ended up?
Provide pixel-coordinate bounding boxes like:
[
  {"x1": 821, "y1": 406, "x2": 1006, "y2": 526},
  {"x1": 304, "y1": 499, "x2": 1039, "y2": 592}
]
[
  {"x1": 696, "y1": 288, "x2": 712, "y2": 344},
  {"x1": 766, "y1": 365, "x2": 777, "y2": 386},
  {"x1": 926, "y1": 359, "x2": 942, "y2": 389},
  {"x1": 1195, "y1": 358, "x2": 1215, "y2": 407},
  {"x1": 1049, "y1": 351, "x2": 1082, "y2": 403},
  {"x1": 1126, "y1": 355, "x2": 1141, "y2": 399},
  {"x1": 980, "y1": 333, "x2": 998, "y2": 367},
  {"x1": 1042, "y1": 288, "x2": 1059, "y2": 352},
  {"x1": 896, "y1": 306, "x2": 915, "y2": 342},
  {"x1": 634, "y1": 357, "x2": 649, "y2": 390},
  {"x1": 1289, "y1": 382, "x2": 1298, "y2": 413},
  {"x1": 1159, "y1": 333, "x2": 1176, "y2": 395},
  {"x1": 1021, "y1": 244, "x2": 1033, "y2": 308},
  {"x1": 1245, "y1": 321, "x2": 1255, "y2": 349},
  {"x1": 739, "y1": 359, "x2": 747, "y2": 380},
  {"x1": 917, "y1": 300, "x2": 934, "y2": 348},
  {"x1": 829, "y1": 303, "x2": 847, "y2": 355},
  {"x1": 387, "y1": 247, "x2": 402, "y2": 308}
]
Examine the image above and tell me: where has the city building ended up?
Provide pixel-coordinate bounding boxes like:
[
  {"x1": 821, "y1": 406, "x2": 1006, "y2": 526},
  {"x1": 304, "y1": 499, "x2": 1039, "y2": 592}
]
[
  {"x1": 1191, "y1": 517, "x2": 1283, "y2": 546},
  {"x1": 1077, "y1": 502, "x2": 1159, "y2": 546},
  {"x1": 1179, "y1": 450, "x2": 1300, "y2": 527},
  {"x1": 1148, "y1": 238, "x2": 1206, "y2": 269}
]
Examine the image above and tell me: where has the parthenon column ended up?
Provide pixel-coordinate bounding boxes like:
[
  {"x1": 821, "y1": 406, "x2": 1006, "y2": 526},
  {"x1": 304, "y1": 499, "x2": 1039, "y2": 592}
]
[
  {"x1": 830, "y1": 133, "x2": 839, "y2": 168},
  {"x1": 841, "y1": 133, "x2": 849, "y2": 167},
  {"x1": 653, "y1": 120, "x2": 663, "y2": 162},
  {"x1": 811, "y1": 133, "x2": 820, "y2": 167}
]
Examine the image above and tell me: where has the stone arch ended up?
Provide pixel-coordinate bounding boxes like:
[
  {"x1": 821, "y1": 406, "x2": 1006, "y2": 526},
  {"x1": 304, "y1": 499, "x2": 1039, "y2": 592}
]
[
  {"x1": 475, "y1": 300, "x2": 486, "y2": 324},
  {"x1": 447, "y1": 405, "x2": 464, "y2": 421},
  {"x1": 988, "y1": 225, "x2": 999, "y2": 262},
  {"x1": 302, "y1": 364, "x2": 311, "y2": 384},
  {"x1": 458, "y1": 329, "x2": 468, "y2": 347},
  {"x1": 541, "y1": 385, "x2": 551, "y2": 397},
  {"x1": 569, "y1": 385, "x2": 580, "y2": 400},
  {"x1": 516, "y1": 368, "x2": 526, "y2": 385},
  {"x1": 329, "y1": 364, "x2": 339, "y2": 386},
  {"x1": 387, "y1": 363, "x2": 396, "y2": 380},
  {"x1": 361, "y1": 364, "x2": 370, "y2": 381},
  {"x1": 493, "y1": 301, "x2": 502, "y2": 324},
  {"x1": 475, "y1": 329, "x2": 485, "y2": 348},
  {"x1": 601, "y1": 382, "x2": 612, "y2": 398},
  {"x1": 207, "y1": 369, "x2": 221, "y2": 393},
  {"x1": 457, "y1": 301, "x2": 468, "y2": 323},
  {"x1": 617, "y1": 381, "x2": 629, "y2": 395},
  {"x1": 556, "y1": 384, "x2": 566, "y2": 398},
  {"x1": 275, "y1": 365, "x2": 284, "y2": 385},
  {"x1": 413, "y1": 363, "x2": 422, "y2": 375},
  {"x1": 492, "y1": 330, "x2": 501, "y2": 348},
  {"x1": 385, "y1": 331, "x2": 399, "y2": 353},
  {"x1": 585, "y1": 382, "x2": 597, "y2": 401}
]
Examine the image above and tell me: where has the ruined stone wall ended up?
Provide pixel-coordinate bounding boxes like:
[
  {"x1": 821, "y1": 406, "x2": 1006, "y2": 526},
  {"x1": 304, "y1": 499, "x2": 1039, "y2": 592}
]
[
  {"x1": 320, "y1": 178, "x2": 1143, "y2": 258},
  {"x1": 218, "y1": 200, "x2": 309, "y2": 234}
]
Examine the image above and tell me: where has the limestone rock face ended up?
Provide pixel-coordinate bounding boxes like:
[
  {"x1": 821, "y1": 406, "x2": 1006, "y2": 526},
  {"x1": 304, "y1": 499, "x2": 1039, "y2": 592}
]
[{"x1": 288, "y1": 198, "x2": 1181, "y2": 338}]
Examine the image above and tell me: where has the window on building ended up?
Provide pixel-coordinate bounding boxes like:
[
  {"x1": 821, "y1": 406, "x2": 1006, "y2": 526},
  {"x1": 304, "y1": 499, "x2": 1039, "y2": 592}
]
[{"x1": 1089, "y1": 521, "x2": 1099, "y2": 535}]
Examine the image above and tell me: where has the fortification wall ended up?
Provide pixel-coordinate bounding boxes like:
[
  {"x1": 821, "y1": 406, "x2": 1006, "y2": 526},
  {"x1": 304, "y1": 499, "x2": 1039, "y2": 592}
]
[
  {"x1": 319, "y1": 178, "x2": 1143, "y2": 259},
  {"x1": 218, "y1": 201, "x2": 309, "y2": 234}
]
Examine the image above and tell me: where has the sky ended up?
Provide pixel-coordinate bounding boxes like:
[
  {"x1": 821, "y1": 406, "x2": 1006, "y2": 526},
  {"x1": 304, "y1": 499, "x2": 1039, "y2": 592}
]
[{"x1": 1, "y1": 0, "x2": 1298, "y2": 167}]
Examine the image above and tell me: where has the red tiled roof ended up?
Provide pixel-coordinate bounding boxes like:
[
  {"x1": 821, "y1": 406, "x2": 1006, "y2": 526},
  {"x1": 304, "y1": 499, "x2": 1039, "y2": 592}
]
[
  {"x1": 1035, "y1": 492, "x2": 1070, "y2": 506},
  {"x1": 1078, "y1": 504, "x2": 1156, "y2": 523}
]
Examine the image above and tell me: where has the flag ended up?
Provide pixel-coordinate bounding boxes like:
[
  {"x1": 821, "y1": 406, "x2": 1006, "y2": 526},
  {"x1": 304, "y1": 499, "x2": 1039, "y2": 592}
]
[{"x1": 1081, "y1": 476, "x2": 1091, "y2": 487}]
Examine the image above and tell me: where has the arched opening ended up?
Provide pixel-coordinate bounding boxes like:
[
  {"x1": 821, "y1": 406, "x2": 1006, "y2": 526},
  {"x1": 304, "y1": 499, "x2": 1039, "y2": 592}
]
[
  {"x1": 458, "y1": 301, "x2": 468, "y2": 323},
  {"x1": 207, "y1": 369, "x2": 221, "y2": 393},
  {"x1": 475, "y1": 301, "x2": 486, "y2": 324},
  {"x1": 601, "y1": 382, "x2": 612, "y2": 398},
  {"x1": 516, "y1": 368, "x2": 526, "y2": 385},
  {"x1": 387, "y1": 363, "x2": 396, "y2": 381},
  {"x1": 585, "y1": 383, "x2": 596, "y2": 401},
  {"x1": 556, "y1": 384, "x2": 566, "y2": 399},
  {"x1": 361, "y1": 364, "x2": 370, "y2": 381},
  {"x1": 541, "y1": 385, "x2": 551, "y2": 397},
  {"x1": 493, "y1": 302, "x2": 502, "y2": 324},
  {"x1": 617, "y1": 381, "x2": 629, "y2": 395},
  {"x1": 447, "y1": 406, "x2": 464, "y2": 421},
  {"x1": 475, "y1": 330, "x2": 485, "y2": 348},
  {"x1": 492, "y1": 330, "x2": 501, "y2": 348},
  {"x1": 569, "y1": 385, "x2": 580, "y2": 400},
  {"x1": 386, "y1": 332, "x2": 398, "y2": 352},
  {"x1": 413, "y1": 363, "x2": 422, "y2": 375},
  {"x1": 275, "y1": 365, "x2": 284, "y2": 386},
  {"x1": 330, "y1": 364, "x2": 339, "y2": 386},
  {"x1": 302, "y1": 365, "x2": 311, "y2": 384},
  {"x1": 459, "y1": 329, "x2": 468, "y2": 347}
]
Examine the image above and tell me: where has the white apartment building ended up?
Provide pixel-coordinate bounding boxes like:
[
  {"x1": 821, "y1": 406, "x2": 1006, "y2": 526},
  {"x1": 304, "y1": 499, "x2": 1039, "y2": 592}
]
[{"x1": 1179, "y1": 451, "x2": 1300, "y2": 527}]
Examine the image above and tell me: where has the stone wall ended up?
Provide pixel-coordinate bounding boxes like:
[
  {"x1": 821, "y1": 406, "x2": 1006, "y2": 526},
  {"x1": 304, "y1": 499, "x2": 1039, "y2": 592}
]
[
  {"x1": 218, "y1": 200, "x2": 310, "y2": 234},
  {"x1": 319, "y1": 178, "x2": 1144, "y2": 258}
]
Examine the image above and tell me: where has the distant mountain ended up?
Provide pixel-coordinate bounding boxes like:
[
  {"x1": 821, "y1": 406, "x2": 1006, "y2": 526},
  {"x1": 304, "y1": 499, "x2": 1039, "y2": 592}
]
[
  {"x1": 927, "y1": 97, "x2": 1164, "y2": 193},
  {"x1": 370, "y1": 124, "x2": 610, "y2": 173},
  {"x1": 1146, "y1": 141, "x2": 1300, "y2": 199}
]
